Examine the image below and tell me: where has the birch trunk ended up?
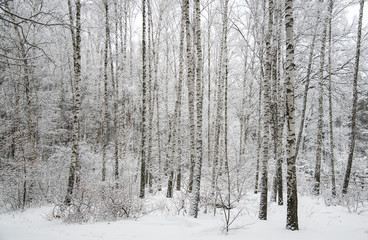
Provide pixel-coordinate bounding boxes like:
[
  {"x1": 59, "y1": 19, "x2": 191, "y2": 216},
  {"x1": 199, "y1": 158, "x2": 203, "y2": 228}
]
[
  {"x1": 207, "y1": 6, "x2": 212, "y2": 180},
  {"x1": 189, "y1": 0, "x2": 204, "y2": 218},
  {"x1": 255, "y1": 75, "x2": 262, "y2": 194},
  {"x1": 223, "y1": 3, "x2": 231, "y2": 225},
  {"x1": 174, "y1": 2, "x2": 185, "y2": 192},
  {"x1": 342, "y1": 0, "x2": 364, "y2": 194},
  {"x1": 254, "y1": 0, "x2": 266, "y2": 195},
  {"x1": 327, "y1": 0, "x2": 336, "y2": 196},
  {"x1": 270, "y1": 2, "x2": 279, "y2": 203},
  {"x1": 271, "y1": 4, "x2": 283, "y2": 205},
  {"x1": 259, "y1": 0, "x2": 273, "y2": 221},
  {"x1": 277, "y1": 5, "x2": 284, "y2": 205},
  {"x1": 152, "y1": 13, "x2": 163, "y2": 189},
  {"x1": 147, "y1": 0, "x2": 154, "y2": 193},
  {"x1": 102, "y1": 0, "x2": 110, "y2": 182},
  {"x1": 313, "y1": 1, "x2": 328, "y2": 195},
  {"x1": 164, "y1": 8, "x2": 180, "y2": 198},
  {"x1": 139, "y1": 0, "x2": 147, "y2": 198},
  {"x1": 156, "y1": 82, "x2": 162, "y2": 191},
  {"x1": 223, "y1": 0, "x2": 230, "y2": 227},
  {"x1": 112, "y1": 0, "x2": 119, "y2": 185},
  {"x1": 166, "y1": 29, "x2": 174, "y2": 198},
  {"x1": 211, "y1": 0, "x2": 227, "y2": 209},
  {"x1": 285, "y1": 0, "x2": 299, "y2": 230},
  {"x1": 183, "y1": 0, "x2": 196, "y2": 193},
  {"x1": 119, "y1": 0, "x2": 128, "y2": 163},
  {"x1": 239, "y1": 35, "x2": 249, "y2": 193},
  {"x1": 64, "y1": 0, "x2": 82, "y2": 205}
]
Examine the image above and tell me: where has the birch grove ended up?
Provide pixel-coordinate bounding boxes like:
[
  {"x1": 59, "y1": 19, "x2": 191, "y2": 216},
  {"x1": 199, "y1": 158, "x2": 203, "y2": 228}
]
[{"x1": 0, "y1": 0, "x2": 367, "y2": 231}]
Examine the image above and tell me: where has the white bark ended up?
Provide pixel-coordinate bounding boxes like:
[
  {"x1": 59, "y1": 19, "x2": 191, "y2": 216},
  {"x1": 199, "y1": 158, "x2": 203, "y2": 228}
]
[
  {"x1": 259, "y1": 0, "x2": 273, "y2": 221},
  {"x1": 342, "y1": 0, "x2": 364, "y2": 194},
  {"x1": 190, "y1": 0, "x2": 204, "y2": 218},
  {"x1": 139, "y1": 0, "x2": 147, "y2": 199},
  {"x1": 64, "y1": 0, "x2": 82, "y2": 205},
  {"x1": 313, "y1": 0, "x2": 328, "y2": 196},
  {"x1": 327, "y1": 0, "x2": 336, "y2": 197},
  {"x1": 183, "y1": 0, "x2": 196, "y2": 193},
  {"x1": 285, "y1": 0, "x2": 299, "y2": 230}
]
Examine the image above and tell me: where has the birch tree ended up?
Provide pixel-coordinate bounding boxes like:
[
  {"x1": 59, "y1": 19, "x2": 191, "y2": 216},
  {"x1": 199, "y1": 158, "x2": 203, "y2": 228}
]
[
  {"x1": 140, "y1": 0, "x2": 147, "y2": 199},
  {"x1": 146, "y1": 0, "x2": 152, "y2": 192},
  {"x1": 152, "y1": 4, "x2": 165, "y2": 192},
  {"x1": 342, "y1": 0, "x2": 364, "y2": 195},
  {"x1": 167, "y1": 0, "x2": 184, "y2": 198},
  {"x1": 101, "y1": 0, "x2": 110, "y2": 182},
  {"x1": 184, "y1": 0, "x2": 196, "y2": 193},
  {"x1": 254, "y1": 0, "x2": 266, "y2": 195},
  {"x1": 259, "y1": 0, "x2": 273, "y2": 221},
  {"x1": 119, "y1": 0, "x2": 128, "y2": 165},
  {"x1": 222, "y1": 0, "x2": 230, "y2": 230},
  {"x1": 211, "y1": 0, "x2": 227, "y2": 209},
  {"x1": 270, "y1": 1, "x2": 283, "y2": 205},
  {"x1": 313, "y1": 0, "x2": 328, "y2": 196},
  {"x1": 64, "y1": 0, "x2": 82, "y2": 205},
  {"x1": 189, "y1": 0, "x2": 204, "y2": 218},
  {"x1": 110, "y1": 0, "x2": 119, "y2": 185},
  {"x1": 206, "y1": 1, "x2": 213, "y2": 187},
  {"x1": 172, "y1": 0, "x2": 185, "y2": 193},
  {"x1": 327, "y1": 0, "x2": 336, "y2": 196},
  {"x1": 285, "y1": 0, "x2": 298, "y2": 231}
]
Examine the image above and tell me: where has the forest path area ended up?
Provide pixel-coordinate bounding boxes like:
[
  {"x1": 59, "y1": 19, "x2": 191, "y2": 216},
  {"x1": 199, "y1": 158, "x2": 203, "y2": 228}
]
[{"x1": 0, "y1": 195, "x2": 367, "y2": 240}]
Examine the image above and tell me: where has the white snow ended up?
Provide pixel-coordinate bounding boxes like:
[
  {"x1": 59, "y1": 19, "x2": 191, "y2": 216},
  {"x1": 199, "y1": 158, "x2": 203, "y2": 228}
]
[{"x1": 0, "y1": 195, "x2": 367, "y2": 240}]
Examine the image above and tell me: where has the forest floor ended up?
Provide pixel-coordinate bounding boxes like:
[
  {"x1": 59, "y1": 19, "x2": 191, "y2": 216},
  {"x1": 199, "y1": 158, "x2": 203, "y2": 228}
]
[{"x1": 0, "y1": 193, "x2": 367, "y2": 240}]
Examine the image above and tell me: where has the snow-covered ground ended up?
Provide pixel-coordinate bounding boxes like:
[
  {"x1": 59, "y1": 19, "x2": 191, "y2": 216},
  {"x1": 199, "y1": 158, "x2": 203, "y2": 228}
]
[{"x1": 0, "y1": 195, "x2": 367, "y2": 240}]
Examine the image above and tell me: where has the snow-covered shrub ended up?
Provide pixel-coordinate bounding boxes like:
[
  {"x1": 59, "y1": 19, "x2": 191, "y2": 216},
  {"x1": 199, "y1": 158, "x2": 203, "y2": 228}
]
[
  {"x1": 53, "y1": 176, "x2": 143, "y2": 223},
  {"x1": 339, "y1": 184, "x2": 368, "y2": 215},
  {"x1": 0, "y1": 145, "x2": 69, "y2": 213}
]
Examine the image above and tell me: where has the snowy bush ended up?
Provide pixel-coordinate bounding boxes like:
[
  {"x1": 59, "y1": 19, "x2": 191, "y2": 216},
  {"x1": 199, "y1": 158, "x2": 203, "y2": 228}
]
[
  {"x1": 340, "y1": 185, "x2": 368, "y2": 215},
  {"x1": 53, "y1": 178, "x2": 143, "y2": 223}
]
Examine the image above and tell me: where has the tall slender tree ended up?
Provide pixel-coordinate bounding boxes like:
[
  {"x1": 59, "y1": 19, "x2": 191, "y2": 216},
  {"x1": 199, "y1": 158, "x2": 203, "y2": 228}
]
[
  {"x1": 270, "y1": 1, "x2": 283, "y2": 205},
  {"x1": 183, "y1": 0, "x2": 196, "y2": 193},
  {"x1": 259, "y1": 0, "x2": 273, "y2": 221},
  {"x1": 110, "y1": 0, "x2": 119, "y2": 186},
  {"x1": 207, "y1": 2, "x2": 213, "y2": 188},
  {"x1": 101, "y1": 0, "x2": 110, "y2": 182},
  {"x1": 327, "y1": 0, "x2": 336, "y2": 196},
  {"x1": 342, "y1": 0, "x2": 364, "y2": 194},
  {"x1": 174, "y1": 1, "x2": 185, "y2": 192},
  {"x1": 64, "y1": 0, "x2": 82, "y2": 205},
  {"x1": 254, "y1": 0, "x2": 266, "y2": 195},
  {"x1": 139, "y1": 0, "x2": 147, "y2": 199},
  {"x1": 285, "y1": 0, "x2": 299, "y2": 231},
  {"x1": 222, "y1": 0, "x2": 230, "y2": 229},
  {"x1": 295, "y1": 4, "x2": 321, "y2": 160},
  {"x1": 167, "y1": 0, "x2": 185, "y2": 198},
  {"x1": 211, "y1": 0, "x2": 227, "y2": 210},
  {"x1": 190, "y1": 0, "x2": 204, "y2": 218},
  {"x1": 119, "y1": 0, "x2": 129, "y2": 164},
  {"x1": 313, "y1": 0, "x2": 328, "y2": 195},
  {"x1": 147, "y1": 0, "x2": 155, "y2": 193}
]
